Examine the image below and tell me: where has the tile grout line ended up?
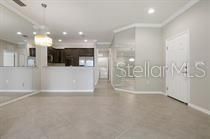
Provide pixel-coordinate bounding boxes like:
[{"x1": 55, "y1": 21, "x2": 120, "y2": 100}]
[
  {"x1": 0, "y1": 91, "x2": 40, "y2": 107},
  {"x1": 114, "y1": 126, "x2": 133, "y2": 139}
]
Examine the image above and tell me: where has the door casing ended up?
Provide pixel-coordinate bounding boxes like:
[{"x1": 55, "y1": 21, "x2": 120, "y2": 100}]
[{"x1": 165, "y1": 30, "x2": 190, "y2": 104}]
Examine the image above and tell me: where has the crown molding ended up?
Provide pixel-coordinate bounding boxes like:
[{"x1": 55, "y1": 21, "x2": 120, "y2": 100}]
[
  {"x1": 96, "y1": 42, "x2": 112, "y2": 45},
  {"x1": 1, "y1": 0, "x2": 200, "y2": 38},
  {"x1": 113, "y1": 0, "x2": 200, "y2": 33},
  {"x1": 0, "y1": 0, "x2": 40, "y2": 26},
  {"x1": 113, "y1": 23, "x2": 162, "y2": 33},
  {"x1": 113, "y1": 24, "x2": 136, "y2": 33},
  {"x1": 161, "y1": 0, "x2": 200, "y2": 26},
  {"x1": 96, "y1": 42, "x2": 112, "y2": 48}
]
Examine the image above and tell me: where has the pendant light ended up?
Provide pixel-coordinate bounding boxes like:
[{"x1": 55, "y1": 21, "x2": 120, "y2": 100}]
[{"x1": 34, "y1": 3, "x2": 53, "y2": 47}]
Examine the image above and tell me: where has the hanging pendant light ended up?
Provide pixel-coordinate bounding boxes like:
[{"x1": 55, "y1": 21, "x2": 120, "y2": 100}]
[
  {"x1": 35, "y1": 34, "x2": 52, "y2": 47},
  {"x1": 34, "y1": 3, "x2": 53, "y2": 47}
]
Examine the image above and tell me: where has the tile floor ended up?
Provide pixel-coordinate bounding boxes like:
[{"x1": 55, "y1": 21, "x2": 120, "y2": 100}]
[
  {"x1": 0, "y1": 81, "x2": 209, "y2": 139},
  {"x1": 0, "y1": 92, "x2": 29, "y2": 104}
]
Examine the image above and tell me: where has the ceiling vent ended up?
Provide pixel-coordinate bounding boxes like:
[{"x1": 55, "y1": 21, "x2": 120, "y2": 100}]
[{"x1": 12, "y1": 0, "x2": 26, "y2": 7}]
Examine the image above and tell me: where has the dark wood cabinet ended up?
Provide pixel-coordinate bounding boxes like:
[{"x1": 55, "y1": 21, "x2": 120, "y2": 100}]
[
  {"x1": 29, "y1": 48, "x2": 36, "y2": 57},
  {"x1": 79, "y1": 48, "x2": 94, "y2": 56},
  {"x1": 48, "y1": 48, "x2": 94, "y2": 66},
  {"x1": 64, "y1": 48, "x2": 94, "y2": 66},
  {"x1": 48, "y1": 48, "x2": 64, "y2": 63},
  {"x1": 54, "y1": 49, "x2": 65, "y2": 63},
  {"x1": 48, "y1": 47, "x2": 55, "y2": 63}
]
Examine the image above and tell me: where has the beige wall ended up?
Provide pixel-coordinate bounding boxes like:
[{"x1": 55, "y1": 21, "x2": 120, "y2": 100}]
[{"x1": 163, "y1": 0, "x2": 210, "y2": 110}]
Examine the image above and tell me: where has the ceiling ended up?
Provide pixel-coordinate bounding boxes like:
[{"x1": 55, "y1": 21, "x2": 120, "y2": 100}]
[{"x1": 2, "y1": 0, "x2": 192, "y2": 44}]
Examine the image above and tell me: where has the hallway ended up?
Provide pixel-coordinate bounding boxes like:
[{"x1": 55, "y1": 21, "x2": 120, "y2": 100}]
[{"x1": 0, "y1": 81, "x2": 209, "y2": 139}]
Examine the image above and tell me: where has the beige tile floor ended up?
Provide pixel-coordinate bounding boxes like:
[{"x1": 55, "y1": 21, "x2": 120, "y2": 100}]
[
  {"x1": 0, "y1": 80, "x2": 210, "y2": 139},
  {"x1": 0, "y1": 92, "x2": 29, "y2": 104}
]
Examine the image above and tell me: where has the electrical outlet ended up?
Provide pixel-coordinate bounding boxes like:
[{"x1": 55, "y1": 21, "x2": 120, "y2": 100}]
[
  {"x1": 22, "y1": 83, "x2": 25, "y2": 87},
  {"x1": 5, "y1": 80, "x2": 9, "y2": 84}
]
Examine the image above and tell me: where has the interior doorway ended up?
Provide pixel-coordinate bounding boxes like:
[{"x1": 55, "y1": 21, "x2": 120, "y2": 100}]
[{"x1": 97, "y1": 48, "x2": 110, "y2": 80}]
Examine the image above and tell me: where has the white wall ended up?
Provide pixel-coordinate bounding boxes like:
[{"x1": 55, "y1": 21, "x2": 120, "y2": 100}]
[
  {"x1": 208, "y1": 0, "x2": 210, "y2": 112},
  {"x1": 32, "y1": 67, "x2": 41, "y2": 91},
  {"x1": 112, "y1": 27, "x2": 164, "y2": 91},
  {"x1": 41, "y1": 67, "x2": 94, "y2": 92},
  {"x1": 163, "y1": 0, "x2": 210, "y2": 110},
  {"x1": 0, "y1": 67, "x2": 34, "y2": 92},
  {"x1": 113, "y1": 28, "x2": 135, "y2": 47},
  {"x1": 135, "y1": 27, "x2": 164, "y2": 91},
  {"x1": 111, "y1": 1, "x2": 210, "y2": 112}
]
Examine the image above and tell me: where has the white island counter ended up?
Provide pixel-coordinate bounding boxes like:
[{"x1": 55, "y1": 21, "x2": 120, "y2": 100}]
[{"x1": 41, "y1": 66, "x2": 95, "y2": 93}]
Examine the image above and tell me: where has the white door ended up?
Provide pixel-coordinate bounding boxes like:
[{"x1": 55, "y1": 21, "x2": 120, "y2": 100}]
[{"x1": 166, "y1": 31, "x2": 190, "y2": 103}]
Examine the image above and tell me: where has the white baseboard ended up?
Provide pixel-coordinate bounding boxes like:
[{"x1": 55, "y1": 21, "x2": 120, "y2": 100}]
[
  {"x1": 40, "y1": 90, "x2": 94, "y2": 93},
  {"x1": 0, "y1": 90, "x2": 34, "y2": 93},
  {"x1": 114, "y1": 88, "x2": 164, "y2": 95},
  {"x1": 188, "y1": 103, "x2": 210, "y2": 115},
  {"x1": 0, "y1": 91, "x2": 40, "y2": 107}
]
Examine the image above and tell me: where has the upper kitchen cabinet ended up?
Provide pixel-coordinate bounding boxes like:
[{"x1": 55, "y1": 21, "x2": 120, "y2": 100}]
[{"x1": 47, "y1": 48, "x2": 94, "y2": 66}]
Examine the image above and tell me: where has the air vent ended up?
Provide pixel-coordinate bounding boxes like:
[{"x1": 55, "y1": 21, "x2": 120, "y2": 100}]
[{"x1": 12, "y1": 0, "x2": 26, "y2": 7}]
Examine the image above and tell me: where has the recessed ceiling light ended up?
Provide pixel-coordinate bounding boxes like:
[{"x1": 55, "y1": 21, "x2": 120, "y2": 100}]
[
  {"x1": 84, "y1": 39, "x2": 88, "y2": 42},
  {"x1": 62, "y1": 32, "x2": 67, "y2": 35},
  {"x1": 58, "y1": 39, "x2": 62, "y2": 42},
  {"x1": 17, "y1": 32, "x2": 22, "y2": 35},
  {"x1": 46, "y1": 32, "x2": 51, "y2": 35},
  {"x1": 78, "y1": 32, "x2": 84, "y2": 35},
  {"x1": 33, "y1": 32, "x2": 37, "y2": 35},
  {"x1": 148, "y1": 8, "x2": 155, "y2": 14}
]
